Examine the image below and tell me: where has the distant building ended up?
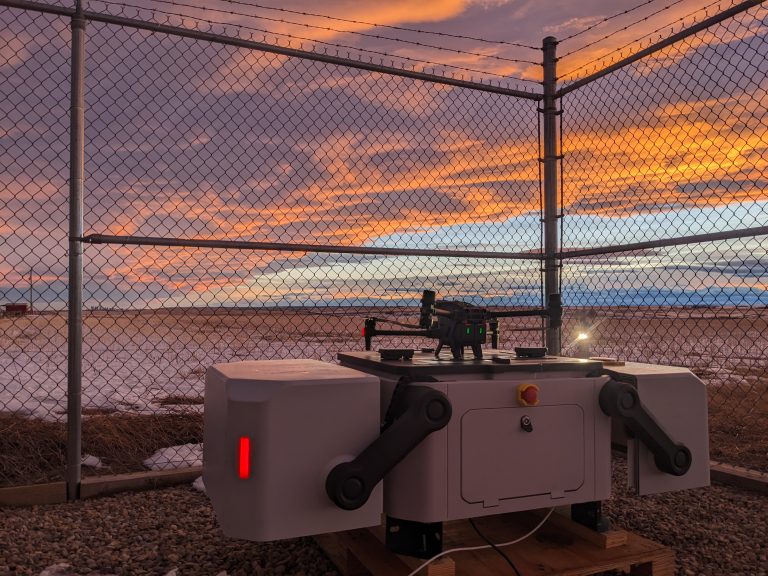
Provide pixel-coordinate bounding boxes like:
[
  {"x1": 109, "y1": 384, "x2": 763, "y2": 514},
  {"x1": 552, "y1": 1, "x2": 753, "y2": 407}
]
[{"x1": 4, "y1": 303, "x2": 28, "y2": 316}]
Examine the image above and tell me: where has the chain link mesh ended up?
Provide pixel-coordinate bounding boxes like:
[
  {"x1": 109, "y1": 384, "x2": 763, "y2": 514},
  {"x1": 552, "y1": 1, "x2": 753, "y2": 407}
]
[
  {"x1": 79, "y1": 18, "x2": 542, "y2": 474},
  {"x1": 561, "y1": 3, "x2": 768, "y2": 472},
  {"x1": 2, "y1": 0, "x2": 767, "y2": 487},
  {"x1": 1, "y1": 5, "x2": 543, "y2": 484},
  {"x1": 0, "y1": 6, "x2": 71, "y2": 485}
]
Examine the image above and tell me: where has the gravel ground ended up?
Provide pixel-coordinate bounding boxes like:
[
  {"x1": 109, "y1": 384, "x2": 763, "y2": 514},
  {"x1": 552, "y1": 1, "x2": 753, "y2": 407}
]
[
  {"x1": 0, "y1": 487, "x2": 338, "y2": 576},
  {"x1": 1, "y1": 460, "x2": 766, "y2": 576},
  {"x1": 604, "y1": 458, "x2": 767, "y2": 576}
]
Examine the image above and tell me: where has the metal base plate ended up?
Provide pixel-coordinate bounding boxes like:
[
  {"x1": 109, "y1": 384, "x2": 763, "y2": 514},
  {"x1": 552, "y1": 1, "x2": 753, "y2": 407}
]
[{"x1": 339, "y1": 350, "x2": 601, "y2": 378}]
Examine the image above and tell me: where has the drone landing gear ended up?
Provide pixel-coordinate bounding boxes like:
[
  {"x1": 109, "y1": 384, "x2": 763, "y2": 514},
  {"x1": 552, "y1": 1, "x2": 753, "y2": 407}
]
[{"x1": 435, "y1": 341, "x2": 483, "y2": 360}]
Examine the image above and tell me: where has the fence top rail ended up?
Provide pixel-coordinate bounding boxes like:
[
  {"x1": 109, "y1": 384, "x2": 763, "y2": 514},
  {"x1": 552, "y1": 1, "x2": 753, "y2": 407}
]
[
  {"x1": 82, "y1": 234, "x2": 546, "y2": 261},
  {"x1": 0, "y1": 0, "x2": 543, "y2": 100},
  {"x1": 561, "y1": 226, "x2": 768, "y2": 259},
  {"x1": 557, "y1": 0, "x2": 765, "y2": 97},
  {"x1": 0, "y1": 0, "x2": 71, "y2": 15}
]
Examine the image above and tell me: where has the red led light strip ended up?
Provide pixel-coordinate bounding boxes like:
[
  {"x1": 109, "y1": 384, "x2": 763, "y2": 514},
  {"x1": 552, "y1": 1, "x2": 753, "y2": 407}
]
[{"x1": 238, "y1": 436, "x2": 250, "y2": 479}]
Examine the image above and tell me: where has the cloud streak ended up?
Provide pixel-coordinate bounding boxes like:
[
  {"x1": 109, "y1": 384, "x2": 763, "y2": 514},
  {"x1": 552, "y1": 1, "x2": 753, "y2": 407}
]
[{"x1": 0, "y1": 2, "x2": 766, "y2": 309}]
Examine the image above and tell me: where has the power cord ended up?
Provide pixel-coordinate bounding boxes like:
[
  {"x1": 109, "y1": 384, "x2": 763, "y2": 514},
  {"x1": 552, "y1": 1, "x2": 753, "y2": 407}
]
[
  {"x1": 469, "y1": 518, "x2": 523, "y2": 576},
  {"x1": 405, "y1": 508, "x2": 554, "y2": 576}
]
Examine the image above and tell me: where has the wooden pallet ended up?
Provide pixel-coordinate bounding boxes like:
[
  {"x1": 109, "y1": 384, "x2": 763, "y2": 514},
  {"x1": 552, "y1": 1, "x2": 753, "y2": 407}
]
[{"x1": 315, "y1": 511, "x2": 674, "y2": 576}]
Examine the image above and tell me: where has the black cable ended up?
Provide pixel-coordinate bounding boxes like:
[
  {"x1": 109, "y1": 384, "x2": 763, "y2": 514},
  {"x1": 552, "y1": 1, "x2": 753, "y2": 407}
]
[
  {"x1": 560, "y1": 0, "x2": 688, "y2": 58},
  {"x1": 560, "y1": 0, "x2": 673, "y2": 43},
  {"x1": 468, "y1": 518, "x2": 524, "y2": 576}
]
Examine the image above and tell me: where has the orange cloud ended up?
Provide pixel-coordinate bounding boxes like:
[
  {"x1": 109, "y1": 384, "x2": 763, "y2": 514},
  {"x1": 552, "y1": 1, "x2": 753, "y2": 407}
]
[
  {"x1": 262, "y1": 1, "x2": 467, "y2": 40},
  {"x1": 198, "y1": 49, "x2": 288, "y2": 95},
  {"x1": 562, "y1": 65, "x2": 768, "y2": 216}
]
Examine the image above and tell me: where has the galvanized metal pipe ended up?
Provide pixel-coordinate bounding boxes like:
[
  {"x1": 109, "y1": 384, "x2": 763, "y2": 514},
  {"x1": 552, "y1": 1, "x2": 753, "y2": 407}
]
[
  {"x1": 66, "y1": 1, "x2": 85, "y2": 502},
  {"x1": 82, "y1": 234, "x2": 545, "y2": 261},
  {"x1": 542, "y1": 37, "x2": 561, "y2": 354},
  {"x1": 560, "y1": 225, "x2": 768, "y2": 259},
  {"x1": 0, "y1": 0, "x2": 73, "y2": 16},
  {"x1": 558, "y1": 0, "x2": 764, "y2": 97}
]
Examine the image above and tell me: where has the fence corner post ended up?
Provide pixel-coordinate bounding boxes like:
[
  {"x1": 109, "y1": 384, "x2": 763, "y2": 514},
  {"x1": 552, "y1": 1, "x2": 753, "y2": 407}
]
[
  {"x1": 542, "y1": 36, "x2": 561, "y2": 355},
  {"x1": 66, "y1": 0, "x2": 86, "y2": 502}
]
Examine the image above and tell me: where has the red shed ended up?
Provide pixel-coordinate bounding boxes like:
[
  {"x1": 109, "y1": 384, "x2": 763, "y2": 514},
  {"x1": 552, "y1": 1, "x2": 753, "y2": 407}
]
[{"x1": 4, "y1": 303, "x2": 28, "y2": 316}]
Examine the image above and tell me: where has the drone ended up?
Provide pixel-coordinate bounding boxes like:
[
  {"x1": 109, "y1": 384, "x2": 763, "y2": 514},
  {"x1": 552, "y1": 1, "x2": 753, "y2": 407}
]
[{"x1": 362, "y1": 289, "x2": 562, "y2": 360}]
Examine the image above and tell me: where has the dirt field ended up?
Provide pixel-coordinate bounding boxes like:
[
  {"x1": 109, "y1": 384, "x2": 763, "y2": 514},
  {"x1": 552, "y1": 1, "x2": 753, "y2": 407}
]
[{"x1": 0, "y1": 306, "x2": 766, "y2": 486}]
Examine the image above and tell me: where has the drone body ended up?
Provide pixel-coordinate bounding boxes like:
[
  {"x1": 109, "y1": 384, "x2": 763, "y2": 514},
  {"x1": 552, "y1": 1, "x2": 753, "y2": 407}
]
[
  {"x1": 431, "y1": 303, "x2": 488, "y2": 359},
  {"x1": 363, "y1": 289, "x2": 558, "y2": 360}
]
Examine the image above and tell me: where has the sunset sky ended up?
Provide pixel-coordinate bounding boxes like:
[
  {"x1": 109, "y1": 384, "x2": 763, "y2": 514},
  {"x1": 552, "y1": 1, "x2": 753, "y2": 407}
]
[{"x1": 0, "y1": 0, "x2": 766, "y2": 309}]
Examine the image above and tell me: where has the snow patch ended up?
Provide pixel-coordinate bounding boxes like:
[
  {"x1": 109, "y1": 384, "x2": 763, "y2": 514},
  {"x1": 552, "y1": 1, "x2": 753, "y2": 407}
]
[
  {"x1": 143, "y1": 443, "x2": 202, "y2": 471},
  {"x1": 81, "y1": 454, "x2": 104, "y2": 469},
  {"x1": 192, "y1": 475, "x2": 206, "y2": 493},
  {"x1": 0, "y1": 335, "x2": 351, "y2": 420}
]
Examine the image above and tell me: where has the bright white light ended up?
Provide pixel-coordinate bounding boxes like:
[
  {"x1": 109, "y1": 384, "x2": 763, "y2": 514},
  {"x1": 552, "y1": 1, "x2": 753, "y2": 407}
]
[{"x1": 576, "y1": 332, "x2": 589, "y2": 341}]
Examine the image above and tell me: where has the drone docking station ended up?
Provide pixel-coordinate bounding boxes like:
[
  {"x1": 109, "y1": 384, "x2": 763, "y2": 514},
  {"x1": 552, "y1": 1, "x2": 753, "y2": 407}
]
[
  {"x1": 203, "y1": 289, "x2": 709, "y2": 569},
  {"x1": 362, "y1": 289, "x2": 562, "y2": 360}
]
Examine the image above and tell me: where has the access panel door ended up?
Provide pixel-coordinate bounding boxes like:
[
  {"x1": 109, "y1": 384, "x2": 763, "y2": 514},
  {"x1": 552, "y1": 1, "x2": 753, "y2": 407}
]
[{"x1": 461, "y1": 405, "x2": 585, "y2": 506}]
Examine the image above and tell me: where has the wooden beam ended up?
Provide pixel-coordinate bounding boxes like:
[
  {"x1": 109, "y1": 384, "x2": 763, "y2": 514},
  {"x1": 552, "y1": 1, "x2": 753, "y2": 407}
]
[
  {"x1": 710, "y1": 462, "x2": 768, "y2": 495},
  {"x1": 0, "y1": 467, "x2": 202, "y2": 507},
  {"x1": 0, "y1": 481, "x2": 66, "y2": 506}
]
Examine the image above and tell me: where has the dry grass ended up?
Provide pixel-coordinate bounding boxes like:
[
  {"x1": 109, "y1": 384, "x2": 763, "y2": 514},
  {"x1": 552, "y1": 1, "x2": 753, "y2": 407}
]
[
  {"x1": 0, "y1": 413, "x2": 67, "y2": 486},
  {"x1": 0, "y1": 413, "x2": 203, "y2": 487},
  {"x1": 81, "y1": 407, "x2": 119, "y2": 415},
  {"x1": 1, "y1": 387, "x2": 763, "y2": 489},
  {"x1": 82, "y1": 413, "x2": 203, "y2": 475},
  {"x1": 156, "y1": 395, "x2": 204, "y2": 406}
]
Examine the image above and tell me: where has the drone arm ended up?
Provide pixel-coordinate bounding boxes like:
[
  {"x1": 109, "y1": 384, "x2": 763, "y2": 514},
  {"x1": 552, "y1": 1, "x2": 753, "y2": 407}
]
[
  {"x1": 362, "y1": 318, "x2": 431, "y2": 350},
  {"x1": 490, "y1": 293, "x2": 561, "y2": 321},
  {"x1": 491, "y1": 309, "x2": 549, "y2": 319},
  {"x1": 489, "y1": 320, "x2": 499, "y2": 348},
  {"x1": 374, "y1": 329, "x2": 431, "y2": 337}
]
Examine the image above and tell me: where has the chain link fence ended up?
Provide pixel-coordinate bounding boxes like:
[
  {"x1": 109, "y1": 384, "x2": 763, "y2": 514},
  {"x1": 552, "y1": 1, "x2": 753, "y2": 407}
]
[
  {"x1": 560, "y1": 1, "x2": 768, "y2": 472},
  {"x1": 1, "y1": 1, "x2": 545, "y2": 485},
  {"x1": 1, "y1": 0, "x2": 766, "y2": 488},
  {"x1": 0, "y1": 6, "x2": 71, "y2": 485}
]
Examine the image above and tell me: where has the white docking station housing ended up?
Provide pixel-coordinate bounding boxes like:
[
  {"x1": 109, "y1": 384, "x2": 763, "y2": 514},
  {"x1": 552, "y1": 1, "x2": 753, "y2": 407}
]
[
  {"x1": 204, "y1": 352, "x2": 709, "y2": 545},
  {"x1": 203, "y1": 359, "x2": 382, "y2": 541}
]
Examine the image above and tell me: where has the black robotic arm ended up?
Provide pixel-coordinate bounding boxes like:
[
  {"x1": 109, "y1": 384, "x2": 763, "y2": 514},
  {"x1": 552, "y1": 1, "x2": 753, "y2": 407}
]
[
  {"x1": 326, "y1": 385, "x2": 451, "y2": 510},
  {"x1": 599, "y1": 379, "x2": 692, "y2": 476}
]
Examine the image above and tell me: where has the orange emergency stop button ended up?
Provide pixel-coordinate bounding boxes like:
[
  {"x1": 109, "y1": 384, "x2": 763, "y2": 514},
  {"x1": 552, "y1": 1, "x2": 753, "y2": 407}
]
[{"x1": 517, "y1": 383, "x2": 539, "y2": 406}]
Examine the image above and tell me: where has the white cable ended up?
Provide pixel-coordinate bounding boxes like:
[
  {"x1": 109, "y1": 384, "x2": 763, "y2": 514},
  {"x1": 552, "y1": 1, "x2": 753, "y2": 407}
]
[{"x1": 405, "y1": 507, "x2": 555, "y2": 576}]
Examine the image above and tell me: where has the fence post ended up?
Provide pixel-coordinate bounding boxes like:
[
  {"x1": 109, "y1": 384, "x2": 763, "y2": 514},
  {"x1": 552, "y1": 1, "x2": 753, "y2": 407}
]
[
  {"x1": 542, "y1": 36, "x2": 561, "y2": 355},
  {"x1": 66, "y1": 0, "x2": 86, "y2": 501}
]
